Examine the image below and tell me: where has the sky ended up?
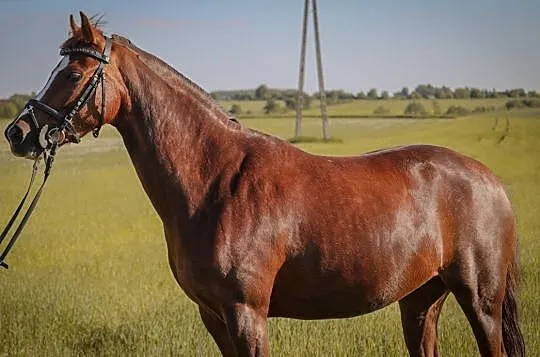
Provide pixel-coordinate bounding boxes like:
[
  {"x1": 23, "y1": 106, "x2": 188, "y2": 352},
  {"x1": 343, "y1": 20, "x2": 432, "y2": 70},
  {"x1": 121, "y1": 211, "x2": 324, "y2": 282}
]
[{"x1": 0, "y1": 0, "x2": 539, "y2": 99}]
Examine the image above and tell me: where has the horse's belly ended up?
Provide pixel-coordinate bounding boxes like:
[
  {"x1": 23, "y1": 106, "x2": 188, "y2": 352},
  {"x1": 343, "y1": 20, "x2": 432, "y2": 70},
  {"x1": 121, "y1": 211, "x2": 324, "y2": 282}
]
[
  {"x1": 268, "y1": 267, "x2": 406, "y2": 319},
  {"x1": 267, "y1": 245, "x2": 440, "y2": 319},
  {"x1": 268, "y1": 289, "x2": 387, "y2": 319}
]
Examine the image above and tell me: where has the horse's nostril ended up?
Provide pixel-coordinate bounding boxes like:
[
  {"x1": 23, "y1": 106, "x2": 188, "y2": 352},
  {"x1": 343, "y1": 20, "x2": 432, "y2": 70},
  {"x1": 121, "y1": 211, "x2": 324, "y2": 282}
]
[{"x1": 7, "y1": 126, "x2": 24, "y2": 145}]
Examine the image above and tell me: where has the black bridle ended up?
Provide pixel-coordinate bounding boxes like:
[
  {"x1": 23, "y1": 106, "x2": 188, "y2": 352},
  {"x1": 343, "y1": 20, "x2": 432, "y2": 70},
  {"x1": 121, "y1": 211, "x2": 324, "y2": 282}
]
[
  {"x1": 0, "y1": 36, "x2": 112, "y2": 270},
  {"x1": 32, "y1": 36, "x2": 112, "y2": 145}
]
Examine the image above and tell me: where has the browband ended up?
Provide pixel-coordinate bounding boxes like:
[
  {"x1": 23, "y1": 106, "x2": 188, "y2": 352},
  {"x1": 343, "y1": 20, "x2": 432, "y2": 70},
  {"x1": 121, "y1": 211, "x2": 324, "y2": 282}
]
[{"x1": 60, "y1": 45, "x2": 110, "y2": 64}]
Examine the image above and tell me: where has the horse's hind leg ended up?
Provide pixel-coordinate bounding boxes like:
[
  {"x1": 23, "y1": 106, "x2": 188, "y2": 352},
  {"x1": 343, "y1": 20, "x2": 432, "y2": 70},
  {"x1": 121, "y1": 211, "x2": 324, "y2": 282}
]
[
  {"x1": 442, "y1": 261, "x2": 506, "y2": 357},
  {"x1": 399, "y1": 276, "x2": 449, "y2": 357}
]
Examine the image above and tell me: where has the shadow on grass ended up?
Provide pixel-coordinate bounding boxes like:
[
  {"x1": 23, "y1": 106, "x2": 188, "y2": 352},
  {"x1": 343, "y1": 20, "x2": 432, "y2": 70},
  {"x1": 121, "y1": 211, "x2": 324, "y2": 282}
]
[{"x1": 288, "y1": 136, "x2": 344, "y2": 144}]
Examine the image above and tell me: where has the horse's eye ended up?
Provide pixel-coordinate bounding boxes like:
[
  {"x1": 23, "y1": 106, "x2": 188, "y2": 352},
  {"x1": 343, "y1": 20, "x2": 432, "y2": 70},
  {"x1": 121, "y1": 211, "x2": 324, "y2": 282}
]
[{"x1": 69, "y1": 72, "x2": 82, "y2": 83}]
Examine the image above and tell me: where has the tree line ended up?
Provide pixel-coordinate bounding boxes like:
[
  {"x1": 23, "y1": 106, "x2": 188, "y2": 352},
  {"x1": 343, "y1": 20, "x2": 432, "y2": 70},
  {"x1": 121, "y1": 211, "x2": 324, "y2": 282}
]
[
  {"x1": 212, "y1": 84, "x2": 539, "y2": 102},
  {"x1": 0, "y1": 93, "x2": 34, "y2": 118},
  {"x1": 2, "y1": 84, "x2": 540, "y2": 118}
]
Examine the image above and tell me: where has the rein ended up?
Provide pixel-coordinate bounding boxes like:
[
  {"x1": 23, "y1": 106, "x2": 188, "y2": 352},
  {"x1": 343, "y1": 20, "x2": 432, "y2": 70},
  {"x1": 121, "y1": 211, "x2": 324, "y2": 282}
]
[
  {"x1": 0, "y1": 37, "x2": 112, "y2": 270},
  {"x1": 0, "y1": 150, "x2": 55, "y2": 269}
]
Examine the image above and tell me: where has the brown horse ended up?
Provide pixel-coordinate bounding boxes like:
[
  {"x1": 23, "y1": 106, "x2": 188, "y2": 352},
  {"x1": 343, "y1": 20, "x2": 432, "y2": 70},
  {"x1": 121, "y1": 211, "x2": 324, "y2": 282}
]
[{"x1": 4, "y1": 13, "x2": 525, "y2": 357}]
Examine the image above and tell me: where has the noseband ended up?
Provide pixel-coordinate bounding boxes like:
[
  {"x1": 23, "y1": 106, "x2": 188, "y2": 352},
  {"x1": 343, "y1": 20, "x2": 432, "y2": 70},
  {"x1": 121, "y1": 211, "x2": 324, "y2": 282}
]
[
  {"x1": 26, "y1": 36, "x2": 112, "y2": 148},
  {"x1": 0, "y1": 36, "x2": 112, "y2": 270}
]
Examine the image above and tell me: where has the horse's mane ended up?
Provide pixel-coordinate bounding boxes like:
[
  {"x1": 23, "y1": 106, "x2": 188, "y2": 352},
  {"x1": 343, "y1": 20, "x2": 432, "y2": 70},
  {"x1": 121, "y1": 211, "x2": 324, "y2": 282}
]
[{"x1": 110, "y1": 34, "x2": 241, "y2": 129}]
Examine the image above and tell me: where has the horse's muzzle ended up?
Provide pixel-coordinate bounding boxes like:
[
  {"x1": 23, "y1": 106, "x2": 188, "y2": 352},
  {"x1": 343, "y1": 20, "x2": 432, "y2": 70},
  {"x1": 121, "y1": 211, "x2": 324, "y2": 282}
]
[
  {"x1": 4, "y1": 119, "x2": 42, "y2": 159},
  {"x1": 5, "y1": 125, "x2": 24, "y2": 145}
]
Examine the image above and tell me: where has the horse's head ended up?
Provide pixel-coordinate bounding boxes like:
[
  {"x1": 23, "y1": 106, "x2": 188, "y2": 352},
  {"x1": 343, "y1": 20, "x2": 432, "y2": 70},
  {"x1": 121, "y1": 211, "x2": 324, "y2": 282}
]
[{"x1": 4, "y1": 12, "x2": 126, "y2": 159}]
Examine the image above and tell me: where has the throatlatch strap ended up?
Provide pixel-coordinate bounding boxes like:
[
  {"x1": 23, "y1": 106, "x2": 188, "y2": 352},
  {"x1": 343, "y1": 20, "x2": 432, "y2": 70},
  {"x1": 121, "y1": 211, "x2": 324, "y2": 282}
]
[{"x1": 93, "y1": 73, "x2": 106, "y2": 138}]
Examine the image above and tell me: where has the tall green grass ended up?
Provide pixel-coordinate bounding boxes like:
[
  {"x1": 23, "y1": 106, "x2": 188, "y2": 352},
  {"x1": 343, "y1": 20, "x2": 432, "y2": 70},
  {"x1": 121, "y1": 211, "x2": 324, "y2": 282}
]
[{"x1": 1, "y1": 110, "x2": 539, "y2": 356}]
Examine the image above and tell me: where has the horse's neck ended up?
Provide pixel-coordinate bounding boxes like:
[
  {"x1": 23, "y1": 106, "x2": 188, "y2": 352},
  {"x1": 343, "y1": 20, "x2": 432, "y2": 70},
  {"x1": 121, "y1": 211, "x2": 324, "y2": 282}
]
[{"x1": 114, "y1": 54, "x2": 242, "y2": 222}]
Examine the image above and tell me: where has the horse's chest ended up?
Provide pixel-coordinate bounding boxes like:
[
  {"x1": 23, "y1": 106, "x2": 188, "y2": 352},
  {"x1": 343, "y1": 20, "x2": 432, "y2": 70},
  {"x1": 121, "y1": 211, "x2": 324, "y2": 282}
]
[{"x1": 165, "y1": 233, "x2": 222, "y2": 306}]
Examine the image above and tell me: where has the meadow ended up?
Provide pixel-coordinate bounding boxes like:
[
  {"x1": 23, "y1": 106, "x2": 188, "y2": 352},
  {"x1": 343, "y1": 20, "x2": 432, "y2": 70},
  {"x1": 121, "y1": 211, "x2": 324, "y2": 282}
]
[{"x1": 0, "y1": 108, "x2": 539, "y2": 356}]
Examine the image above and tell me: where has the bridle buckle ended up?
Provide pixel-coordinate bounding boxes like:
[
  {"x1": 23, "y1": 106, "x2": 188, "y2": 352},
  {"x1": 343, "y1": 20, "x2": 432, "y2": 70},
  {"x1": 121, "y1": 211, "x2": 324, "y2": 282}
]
[{"x1": 47, "y1": 127, "x2": 66, "y2": 146}]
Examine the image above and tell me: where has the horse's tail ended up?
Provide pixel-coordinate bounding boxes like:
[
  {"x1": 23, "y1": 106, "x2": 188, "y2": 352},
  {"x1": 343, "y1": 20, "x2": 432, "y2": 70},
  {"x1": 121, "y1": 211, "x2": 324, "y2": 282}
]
[{"x1": 502, "y1": 242, "x2": 525, "y2": 357}]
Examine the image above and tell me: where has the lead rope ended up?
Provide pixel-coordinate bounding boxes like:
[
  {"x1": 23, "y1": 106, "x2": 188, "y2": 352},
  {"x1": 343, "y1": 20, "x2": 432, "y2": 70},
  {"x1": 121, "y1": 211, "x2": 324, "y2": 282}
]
[{"x1": 0, "y1": 145, "x2": 56, "y2": 269}]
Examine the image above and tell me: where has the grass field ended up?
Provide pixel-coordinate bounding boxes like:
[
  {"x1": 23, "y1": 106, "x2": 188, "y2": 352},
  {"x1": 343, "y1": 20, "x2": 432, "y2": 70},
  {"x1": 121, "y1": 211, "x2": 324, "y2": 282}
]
[
  {"x1": 1, "y1": 109, "x2": 539, "y2": 356},
  {"x1": 220, "y1": 98, "x2": 510, "y2": 117}
]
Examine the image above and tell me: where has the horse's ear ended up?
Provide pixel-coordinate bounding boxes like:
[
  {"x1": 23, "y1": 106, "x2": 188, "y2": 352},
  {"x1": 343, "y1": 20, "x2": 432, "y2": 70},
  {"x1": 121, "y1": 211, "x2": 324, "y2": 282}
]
[
  {"x1": 79, "y1": 11, "x2": 97, "y2": 43},
  {"x1": 69, "y1": 14, "x2": 80, "y2": 35}
]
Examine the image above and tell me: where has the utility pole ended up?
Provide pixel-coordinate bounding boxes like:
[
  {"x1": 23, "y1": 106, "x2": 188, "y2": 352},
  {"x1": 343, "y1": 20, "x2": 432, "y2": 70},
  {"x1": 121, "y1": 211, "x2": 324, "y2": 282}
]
[
  {"x1": 312, "y1": 0, "x2": 329, "y2": 139},
  {"x1": 295, "y1": 0, "x2": 309, "y2": 138},
  {"x1": 295, "y1": 0, "x2": 330, "y2": 140}
]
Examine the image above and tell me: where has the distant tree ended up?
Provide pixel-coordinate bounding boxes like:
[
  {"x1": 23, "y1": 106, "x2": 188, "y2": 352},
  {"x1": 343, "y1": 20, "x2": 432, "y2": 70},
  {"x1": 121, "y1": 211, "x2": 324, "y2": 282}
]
[
  {"x1": 438, "y1": 86, "x2": 454, "y2": 99},
  {"x1": 229, "y1": 104, "x2": 242, "y2": 115},
  {"x1": 356, "y1": 91, "x2": 366, "y2": 100},
  {"x1": 340, "y1": 90, "x2": 356, "y2": 100},
  {"x1": 367, "y1": 88, "x2": 378, "y2": 100},
  {"x1": 267, "y1": 89, "x2": 281, "y2": 100},
  {"x1": 8, "y1": 93, "x2": 33, "y2": 111},
  {"x1": 434, "y1": 88, "x2": 446, "y2": 99},
  {"x1": 509, "y1": 88, "x2": 526, "y2": 98},
  {"x1": 284, "y1": 97, "x2": 296, "y2": 110},
  {"x1": 210, "y1": 92, "x2": 221, "y2": 100},
  {"x1": 404, "y1": 102, "x2": 427, "y2": 117},
  {"x1": 414, "y1": 84, "x2": 436, "y2": 99},
  {"x1": 344, "y1": 91, "x2": 356, "y2": 100},
  {"x1": 470, "y1": 88, "x2": 486, "y2": 99},
  {"x1": 380, "y1": 91, "x2": 390, "y2": 100},
  {"x1": 233, "y1": 93, "x2": 255, "y2": 100},
  {"x1": 285, "y1": 93, "x2": 311, "y2": 110},
  {"x1": 528, "y1": 90, "x2": 539, "y2": 98},
  {"x1": 255, "y1": 84, "x2": 270, "y2": 100},
  {"x1": 323, "y1": 91, "x2": 339, "y2": 105},
  {"x1": 263, "y1": 99, "x2": 280, "y2": 114},
  {"x1": 486, "y1": 88, "x2": 500, "y2": 99},
  {"x1": 400, "y1": 87, "x2": 409, "y2": 98},
  {"x1": 0, "y1": 101, "x2": 18, "y2": 118},
  {"x1": 453, "y1": 87, "x2": 470, "y2": 99},
  {"x1": 313, "y1": 90, "x2": 354, "y2": 104},
  {"x1": 500, "y1": 90, "x2": 511, "y2": 98}
]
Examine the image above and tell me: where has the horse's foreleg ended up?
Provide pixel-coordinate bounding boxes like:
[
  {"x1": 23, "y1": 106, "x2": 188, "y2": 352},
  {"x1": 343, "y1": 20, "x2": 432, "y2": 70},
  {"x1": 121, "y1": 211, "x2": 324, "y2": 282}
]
[
  {"x1": 398, "y1": 276, "x2": 449, "y2": 357},
  {"x1": 199, "y1": 306, "x2": 237, "y2": 357},
  {"x1": 223, "y1": 302, "x2": 269, "y2": 357}
]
